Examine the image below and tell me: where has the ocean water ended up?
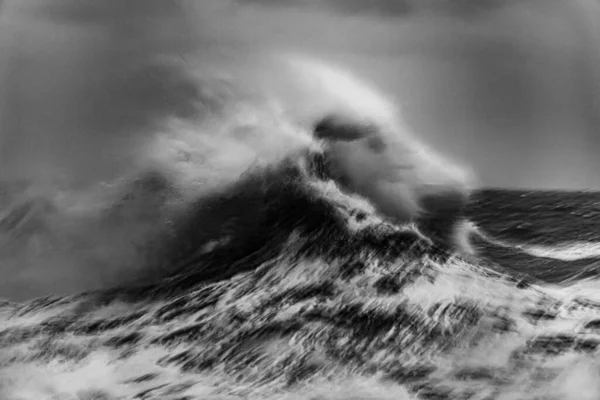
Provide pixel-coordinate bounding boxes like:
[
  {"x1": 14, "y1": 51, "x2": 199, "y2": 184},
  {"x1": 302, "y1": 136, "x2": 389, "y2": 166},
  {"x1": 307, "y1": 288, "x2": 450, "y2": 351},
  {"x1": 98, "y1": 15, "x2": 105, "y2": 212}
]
[
  {"x1": 469, "y1": 190, "x2": 600, "y2": 283},
  {"x1": 3, "y1": 167, "x2": 600, "y2": 400},
  {"x1": 0, "y1": 49, "x2": 599, "y2": 400}
]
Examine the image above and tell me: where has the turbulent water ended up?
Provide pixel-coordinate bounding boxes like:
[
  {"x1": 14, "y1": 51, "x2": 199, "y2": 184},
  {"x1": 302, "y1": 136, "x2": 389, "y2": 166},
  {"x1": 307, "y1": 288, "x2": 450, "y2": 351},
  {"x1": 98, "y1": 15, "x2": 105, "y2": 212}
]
[{"x1": 2, "y1": 58, "x2": 600, "y2": 400}]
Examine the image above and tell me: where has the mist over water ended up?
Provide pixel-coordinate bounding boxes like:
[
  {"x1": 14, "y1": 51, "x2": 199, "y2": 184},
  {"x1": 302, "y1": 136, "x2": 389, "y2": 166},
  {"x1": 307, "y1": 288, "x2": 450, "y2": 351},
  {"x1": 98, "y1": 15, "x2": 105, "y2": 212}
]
[
  {"x1": 1, "y1": 0, "x2": 600, "y2": 189},
  {"x1": 220, "y1": 0, "x2": 600, "y2": 190},
  {"x1": 0, "y1": 0, "x2": 599, "y2": 300}
]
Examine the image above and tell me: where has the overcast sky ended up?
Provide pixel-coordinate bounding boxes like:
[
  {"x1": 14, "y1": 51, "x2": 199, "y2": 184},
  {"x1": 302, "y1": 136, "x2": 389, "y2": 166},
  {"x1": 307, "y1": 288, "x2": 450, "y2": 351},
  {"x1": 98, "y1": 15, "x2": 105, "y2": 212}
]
[
  {"x1": 1, "y1": 0, "x2": 599, "y2": 189},
  {"x1": 0, "y1": 0, "x2": 203, "y2": 184}
]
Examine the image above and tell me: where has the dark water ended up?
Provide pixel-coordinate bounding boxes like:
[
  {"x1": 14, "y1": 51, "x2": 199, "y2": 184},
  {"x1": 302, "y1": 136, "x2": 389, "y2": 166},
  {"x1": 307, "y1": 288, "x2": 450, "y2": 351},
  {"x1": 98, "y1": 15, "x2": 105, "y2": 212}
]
[
  {"x1": 469, "y1": 189, "x2": 600, "y2": 244},
  {"x1": 468, "y1": 189, "x2": 600, "y2": 284}
]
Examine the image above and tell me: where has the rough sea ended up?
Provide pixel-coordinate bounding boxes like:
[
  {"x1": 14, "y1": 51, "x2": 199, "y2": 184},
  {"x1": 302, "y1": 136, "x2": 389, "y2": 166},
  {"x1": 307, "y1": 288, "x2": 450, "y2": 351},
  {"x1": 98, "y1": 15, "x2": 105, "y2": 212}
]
[
  {"x1": 3, "y1": 139, "x2": 600, "y2": 400},
  {"x1": 1, "y1": 4, "x2": 600, "y2": 396}
]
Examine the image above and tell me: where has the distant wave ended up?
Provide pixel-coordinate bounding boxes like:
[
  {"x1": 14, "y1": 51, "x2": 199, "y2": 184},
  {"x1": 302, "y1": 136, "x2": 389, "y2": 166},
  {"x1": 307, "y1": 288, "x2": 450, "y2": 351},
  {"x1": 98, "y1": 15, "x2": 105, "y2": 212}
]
[
  {"x1": 468, "y1": 221, "x2": 600, "y2": 261},
  {"x1": 520, "y1": 242, "x2": 600, "y2": 261}
]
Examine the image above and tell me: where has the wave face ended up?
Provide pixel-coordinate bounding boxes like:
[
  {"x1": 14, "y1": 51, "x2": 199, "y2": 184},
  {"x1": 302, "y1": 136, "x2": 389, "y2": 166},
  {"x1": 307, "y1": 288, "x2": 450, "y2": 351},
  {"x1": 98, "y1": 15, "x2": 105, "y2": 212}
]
[{"x1": 1, "y1": 13, "x2": 600, "y2": 399}]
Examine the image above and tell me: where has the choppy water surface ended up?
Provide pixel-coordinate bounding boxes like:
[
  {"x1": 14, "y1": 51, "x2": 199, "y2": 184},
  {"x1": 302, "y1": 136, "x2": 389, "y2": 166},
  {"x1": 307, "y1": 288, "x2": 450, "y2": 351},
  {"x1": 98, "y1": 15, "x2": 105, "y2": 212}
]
[{"x1": 2, "y1": 169, "x2": 600, "y2": 400}]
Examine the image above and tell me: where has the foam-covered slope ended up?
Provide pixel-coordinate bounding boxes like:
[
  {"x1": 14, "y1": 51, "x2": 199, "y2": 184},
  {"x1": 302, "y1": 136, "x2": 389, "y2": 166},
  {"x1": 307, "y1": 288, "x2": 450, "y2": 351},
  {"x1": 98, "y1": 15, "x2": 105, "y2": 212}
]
[{"x1": 3, "y1": 163, "x2": 600, "y2": 400}]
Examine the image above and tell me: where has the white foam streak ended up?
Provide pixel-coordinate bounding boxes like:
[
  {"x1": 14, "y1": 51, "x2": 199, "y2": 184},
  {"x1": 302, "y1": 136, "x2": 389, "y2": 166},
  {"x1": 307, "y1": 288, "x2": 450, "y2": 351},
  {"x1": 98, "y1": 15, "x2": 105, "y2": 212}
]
[{"x1": 520, "y1": 242, "x2": 600, "y2": 261}]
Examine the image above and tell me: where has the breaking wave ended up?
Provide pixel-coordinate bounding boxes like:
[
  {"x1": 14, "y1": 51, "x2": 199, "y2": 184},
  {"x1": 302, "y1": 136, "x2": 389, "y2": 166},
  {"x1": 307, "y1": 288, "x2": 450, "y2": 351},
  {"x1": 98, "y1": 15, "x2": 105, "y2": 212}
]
[{"x1": 1, "y1": 55, "x2": 600, "y2": 400}]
